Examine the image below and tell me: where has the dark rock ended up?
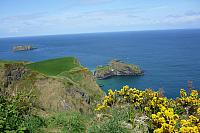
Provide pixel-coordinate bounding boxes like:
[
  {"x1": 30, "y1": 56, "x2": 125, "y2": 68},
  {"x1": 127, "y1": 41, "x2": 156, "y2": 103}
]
[
  {"x1": 3, "y1": 63, "x2": 26, "y2": 87},
  {"x1": 65, "y1": 88, "x2": 91, "y2": 104}
]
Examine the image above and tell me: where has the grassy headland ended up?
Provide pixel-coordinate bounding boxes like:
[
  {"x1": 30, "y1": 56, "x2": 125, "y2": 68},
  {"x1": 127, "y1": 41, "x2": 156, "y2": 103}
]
[
  {"x1": 0, "y1": 57, "x2": 105, "y2": 132},
  {"x1": 26, "y1": 57, "x2": 80, "y2": 76}
]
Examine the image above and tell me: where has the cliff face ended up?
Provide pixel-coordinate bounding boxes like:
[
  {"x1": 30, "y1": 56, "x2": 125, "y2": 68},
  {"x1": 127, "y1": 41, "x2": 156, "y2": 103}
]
[
  {"x1": 94, "y1": 60, "x2": 144, "y2": 79},
  {"x1": 3, "y1": 63, "x2": 27, "y2": 87},
  {"x1": 0, "y1": 58, "x2": 104, "y2": 113}
]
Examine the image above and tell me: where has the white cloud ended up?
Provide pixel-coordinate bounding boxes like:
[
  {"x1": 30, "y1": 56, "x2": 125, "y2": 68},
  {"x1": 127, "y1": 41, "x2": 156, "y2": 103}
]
[
  {"x1": 162, "y1": 11, "x2": 200, "y2": 25},
  {"x1": 1, "y1": 8, "x2": 200, "y2": 37}
]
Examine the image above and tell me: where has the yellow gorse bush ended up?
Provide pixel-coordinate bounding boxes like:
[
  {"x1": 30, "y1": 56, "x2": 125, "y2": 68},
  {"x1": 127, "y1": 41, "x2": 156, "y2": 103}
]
[{"x1": 95, "y1": 85, "x2": 200, "y2": 133}]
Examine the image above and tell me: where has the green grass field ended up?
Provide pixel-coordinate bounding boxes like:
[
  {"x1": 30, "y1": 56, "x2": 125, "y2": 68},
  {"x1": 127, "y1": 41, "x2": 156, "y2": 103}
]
[{"x1": 26, "y1": 57, "x2": 80, "y2": 76}]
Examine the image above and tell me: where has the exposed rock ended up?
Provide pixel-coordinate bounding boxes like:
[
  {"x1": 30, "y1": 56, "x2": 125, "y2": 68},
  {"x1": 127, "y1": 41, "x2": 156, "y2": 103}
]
[
  {"x1": 65, "y1": 88, "x2": 91, "y2": 104},
  {"x1": 3, "y1": 63, "x2": 27, "y2": 87},
  {"x1": 12, "y1": 45, "x2": 36, "y2": 52},
  {"x1": 121, "y1": 121, "x2": 133, "y2": 129},
  {"x1": 133, "y1": 115, "x2": 149, "y2": 133},
  {"x1": 94, "y1": 59, "x2": 144, "y2": 79}
]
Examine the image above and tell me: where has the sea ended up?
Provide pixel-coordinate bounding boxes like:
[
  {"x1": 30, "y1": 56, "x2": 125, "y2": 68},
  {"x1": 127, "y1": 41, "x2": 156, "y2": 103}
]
[{"x1": 0, "y1": 29, "x2": 200, "y2": 98}]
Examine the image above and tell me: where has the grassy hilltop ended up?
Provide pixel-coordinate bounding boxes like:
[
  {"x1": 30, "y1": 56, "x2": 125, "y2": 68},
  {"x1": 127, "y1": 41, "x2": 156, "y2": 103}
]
[{"x1": 26, "y1": 57, "x2": 80, "y2": 76}]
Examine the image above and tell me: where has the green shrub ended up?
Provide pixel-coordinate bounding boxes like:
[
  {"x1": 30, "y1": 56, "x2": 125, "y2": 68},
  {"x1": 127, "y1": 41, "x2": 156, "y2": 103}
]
[
  {"x1": 88, "y1": 108, "x2": 131, "y2": 133},
  {"x1": 46, "y1": 112, "x2": 88, "y2": 133},
  {"x1": 62, "y1": 113, "x2": 86, "y2": 133},
  {"x1": 23, "y1": 115, "x2": 45, "y2": 133},
  {"x1": 0, "y1": 91, "x2": 36, "y2": 132}
]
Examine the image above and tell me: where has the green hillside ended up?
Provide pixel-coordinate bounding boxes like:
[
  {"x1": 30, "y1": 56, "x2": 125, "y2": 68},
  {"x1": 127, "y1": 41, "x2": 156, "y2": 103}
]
[{"x1": 26, "y1": 57, "x2": 80, "y2": 76}]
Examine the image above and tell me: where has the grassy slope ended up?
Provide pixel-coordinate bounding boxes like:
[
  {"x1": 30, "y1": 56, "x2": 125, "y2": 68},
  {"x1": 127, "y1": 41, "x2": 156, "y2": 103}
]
[{"x1": 26, "y1": 57, "x2": 80, "y2": 76}]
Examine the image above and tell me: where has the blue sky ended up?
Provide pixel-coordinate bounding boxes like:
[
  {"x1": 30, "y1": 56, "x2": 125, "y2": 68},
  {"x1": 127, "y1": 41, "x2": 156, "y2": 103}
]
[{"x1": 0, "y1": 0, "x2": 200, "y2": 37}]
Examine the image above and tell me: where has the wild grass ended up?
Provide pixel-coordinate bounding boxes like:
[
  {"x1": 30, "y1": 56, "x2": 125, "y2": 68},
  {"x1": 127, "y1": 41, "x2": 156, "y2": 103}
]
[{"x1": 26, "y1": 57, "x2": 80, "y2": 76}]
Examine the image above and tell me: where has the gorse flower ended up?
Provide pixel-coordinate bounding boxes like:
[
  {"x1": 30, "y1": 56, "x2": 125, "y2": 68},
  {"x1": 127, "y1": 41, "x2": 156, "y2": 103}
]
[
  {"x1": 95, "y1": 85, "x2": 200, "y2": 132},
  {"x1": 191, "y1": 90, "x2": 199, "y2": 97},
  {"x1": 180, "y1": 89, "x2": 187, "y2": 97},
  {"x1": 197, "y1": 107, "x2": 200, "y2": 115}
]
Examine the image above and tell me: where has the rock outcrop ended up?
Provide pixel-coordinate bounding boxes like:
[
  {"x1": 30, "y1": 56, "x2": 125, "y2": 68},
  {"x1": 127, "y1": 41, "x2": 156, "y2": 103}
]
[
  {"x1": 94, "y1": 59, "x2": 144, "y2": 79},
  {"x1": 3, "y1": 63, "x2": 27, "y2": 87},
  {"x1": 12, "y1": 45, "x2": 36, "y2": 52}
]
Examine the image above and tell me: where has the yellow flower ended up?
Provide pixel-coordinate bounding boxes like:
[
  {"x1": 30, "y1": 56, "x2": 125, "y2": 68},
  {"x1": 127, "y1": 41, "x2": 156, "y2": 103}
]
[
  {"x1": 157, "y1": 112, "x2": 162, "y2": 117},
  {"x1": 168, "y1": 124, "x2": 175, "y2": 132},
  {"x1": 174, "y1": 114, "x2": 179, "y2": 120},
  {"x1": 160, "y1": 106, "x2": 166, "y2": 112},
  {"x1": 180, "y1": 126, "x2": 188, "y2": 133},
  {"x1": 180, "y1": 89, "x2": 187, "y2": 97},
  {"x1": 153, "y1": 92, "x2": 159, "y2": 97},
  {"x1": 164, "y1": 109, "x2": 174, "y2": 119},
  {"x1": 108, "y1": 89, "x2": 114, "y2": 96},
  {"x1": 197, "y1": 108, "x2": 200, "y2": 115},
  {"x1": 158, "y1": 117, "x2": 166, "y2": 123},
  {"x1": 180, "y1": 120, "x2": 189, "y2": 126},
  {"x1": 162, "y1": 123, "x2": 170, "y2": 131},
  {"x1": 197, "y1": 123, "x2": 200, "y2": 131},
  {"x1": 189, "y1": 115, "x2": 199, "y2": 123},
  {"x1": 152, "y1": 114, "x2": 157, "y2": 120},
  {"x1": 123, "y1": 85, "x2": 129, "y2": 91},
  {"x1": 95, "y1": 104, "x2": 107, "y2": 111},
  {"x1": 169, "y1": 120, "x2": 176, "y2": 125},
  {"x1": 144, "y1": 107, "x2": 150, "y2": 112},
  {"x1": 154, "y1": 128, "x2": 163, "y2": 133},
  {"x1": 191, "y1": 90, "x2": 198, "y2": 97},
  {"x1": 95, "y1": 85, "x2": 200, "y2": 132},
  {"x1": 134, "y1": 102, "x2": 140, "y2": 106},
  {"x1": 193, "y1": 126, "x2": 199, "y2": 133}
]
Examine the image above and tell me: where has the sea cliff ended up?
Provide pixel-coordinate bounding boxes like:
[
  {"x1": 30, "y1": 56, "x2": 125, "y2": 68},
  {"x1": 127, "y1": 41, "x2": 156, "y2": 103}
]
[{"x1": 0, "y1": 57, "x2": 104, "y2": 113}]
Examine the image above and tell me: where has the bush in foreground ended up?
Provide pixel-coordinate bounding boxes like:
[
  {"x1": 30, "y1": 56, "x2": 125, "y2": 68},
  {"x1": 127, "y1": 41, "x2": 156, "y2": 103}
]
[
  {"x1": 95, "y1": 86, "x2": 200, "y2": 133},
  {"x1": 0, "y1": 89, "x2": 45, "y2": 133}
]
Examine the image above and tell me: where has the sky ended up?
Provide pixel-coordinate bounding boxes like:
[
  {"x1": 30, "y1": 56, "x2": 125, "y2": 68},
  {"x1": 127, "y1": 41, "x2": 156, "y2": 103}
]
[{"x1": 0, "y1": 0, "x2": 200, "y2": 37}]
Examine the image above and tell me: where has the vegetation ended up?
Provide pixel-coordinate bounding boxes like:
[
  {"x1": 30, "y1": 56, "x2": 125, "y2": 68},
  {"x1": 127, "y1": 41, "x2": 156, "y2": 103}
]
[
  {"x1": 96, "y1": 85, "x2": 200, "y2": 133},
  {"x1": 0, "y1": 88, "x2": 44, "y2": 132},
  {"x1": 0, "y1": 60, "x2": 19, "y2": 68},
  {"x1": 1, "y1": 58, "x2": 199, "y2": 132},
  {"x1": 0, "y1": 57, "x2": 104, "y2": 132},
  {"x1": 26, "y1": 57, "x2": 80, "y2": 76},
  {"x1": 95, "y1": 60, "x2": 143, "y2": 79},
  {"x1": 44, "y1": 112, "x2": 89, "y2": 133},
  {"x1": 1, "y1": 85, "x2": 198, "y2": 133}
]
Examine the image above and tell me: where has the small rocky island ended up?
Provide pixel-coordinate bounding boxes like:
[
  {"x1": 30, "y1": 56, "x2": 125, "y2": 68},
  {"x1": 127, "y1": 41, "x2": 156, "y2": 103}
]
[
  {"x1": 12, "y1": 45, "x2": 36, "y2": 52},
  {"x1": 94, "y1": 59, "x2": 144, "y2": 79}
]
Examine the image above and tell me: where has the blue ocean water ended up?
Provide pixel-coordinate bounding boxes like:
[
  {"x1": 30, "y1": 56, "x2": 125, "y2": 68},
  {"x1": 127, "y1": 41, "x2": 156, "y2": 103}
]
[{"x1": 0, "y1": 29, "x2": 200, "y2": 98}]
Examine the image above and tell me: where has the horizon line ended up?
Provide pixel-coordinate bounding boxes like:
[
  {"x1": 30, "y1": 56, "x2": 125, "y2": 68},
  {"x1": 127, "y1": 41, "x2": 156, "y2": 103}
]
[{"x1": 1, "y1": 28, "x2": 200, "y2": 39}]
